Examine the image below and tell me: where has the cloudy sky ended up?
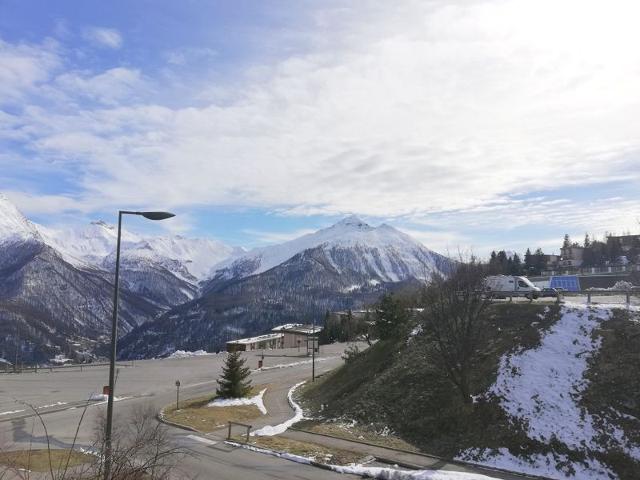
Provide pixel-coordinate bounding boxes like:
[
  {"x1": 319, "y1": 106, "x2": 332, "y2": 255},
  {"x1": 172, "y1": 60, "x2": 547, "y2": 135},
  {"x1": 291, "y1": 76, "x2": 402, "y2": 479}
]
[{"x1": 1, "y1": 0, "x2": 639, "y2": 255}]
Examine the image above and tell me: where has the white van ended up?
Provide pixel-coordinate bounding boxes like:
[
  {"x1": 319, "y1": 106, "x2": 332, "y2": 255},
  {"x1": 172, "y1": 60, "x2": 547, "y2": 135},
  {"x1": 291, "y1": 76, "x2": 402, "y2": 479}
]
[{"x1": 484, "y1": 275, "x2": 541, "y2": 299}]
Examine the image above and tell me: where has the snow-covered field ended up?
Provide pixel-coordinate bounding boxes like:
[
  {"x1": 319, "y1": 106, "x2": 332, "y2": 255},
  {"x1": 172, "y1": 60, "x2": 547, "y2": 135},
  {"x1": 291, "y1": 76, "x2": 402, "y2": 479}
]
[{"x1": 458, "y1": 303, "x2": 640, "y2": 479}]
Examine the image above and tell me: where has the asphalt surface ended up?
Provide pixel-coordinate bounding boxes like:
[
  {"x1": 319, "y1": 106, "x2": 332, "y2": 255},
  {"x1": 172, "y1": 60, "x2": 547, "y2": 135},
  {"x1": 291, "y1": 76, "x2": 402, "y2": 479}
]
[
  {"x1": 0, "y1": 344, "x2": 359, "y2": 479},
  {"x1": 0, "y1": 343, "x2": 537, "y2": 479}
]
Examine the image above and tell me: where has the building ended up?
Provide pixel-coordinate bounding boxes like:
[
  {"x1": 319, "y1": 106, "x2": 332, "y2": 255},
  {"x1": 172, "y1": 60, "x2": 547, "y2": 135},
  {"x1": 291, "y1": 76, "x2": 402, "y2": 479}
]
[
  {"x1": 607, "y1": 234, "x2": 640, "y2": 254},
  {"x1": 542, "y1": 254, "x2": 561, "y2": 270},
  {"x1": 225, "y1": 323, "x2": 323, "y2": 352},
  {"x1": 226, "y1": 333, "x2": 284, "y2": 352},
  {"x1": 560, "y1": 245, "x2": 585, "y2": 268},
  {"x1": 272, "y1": 324, "x2": 323, "y2": 349}
]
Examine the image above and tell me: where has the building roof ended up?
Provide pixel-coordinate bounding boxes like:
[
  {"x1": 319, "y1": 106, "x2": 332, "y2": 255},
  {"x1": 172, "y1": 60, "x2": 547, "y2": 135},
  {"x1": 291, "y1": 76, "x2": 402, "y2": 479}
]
[
  {"x1": 271, "y1": 323, "x2": 303, "y2": 331},
  {"x1": 272, "y1": 324, "x2": 322, "y2": 335},
  {"x1": 226, "y1": 333, "x2": 284, "y2": 345}
]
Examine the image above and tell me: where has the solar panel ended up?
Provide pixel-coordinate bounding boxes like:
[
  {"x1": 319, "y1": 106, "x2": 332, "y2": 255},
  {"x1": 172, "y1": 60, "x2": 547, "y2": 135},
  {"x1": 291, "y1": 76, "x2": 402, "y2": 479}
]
[{"x1": 550, "y1": 275, "x2": 581, "y2": 292}]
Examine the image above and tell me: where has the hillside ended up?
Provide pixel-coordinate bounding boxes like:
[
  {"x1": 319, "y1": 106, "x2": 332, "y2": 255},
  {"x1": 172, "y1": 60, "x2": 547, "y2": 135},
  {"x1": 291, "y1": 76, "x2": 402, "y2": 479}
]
[{"x1": 301, "y1": 302, "x2": 640, "y2": 480}]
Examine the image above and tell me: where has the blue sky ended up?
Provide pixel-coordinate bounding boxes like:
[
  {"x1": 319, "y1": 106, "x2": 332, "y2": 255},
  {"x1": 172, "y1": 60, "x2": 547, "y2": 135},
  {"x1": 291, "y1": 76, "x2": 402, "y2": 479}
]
[{"x1": 1, "y1": 0, "x2": 639, "y2": 255}]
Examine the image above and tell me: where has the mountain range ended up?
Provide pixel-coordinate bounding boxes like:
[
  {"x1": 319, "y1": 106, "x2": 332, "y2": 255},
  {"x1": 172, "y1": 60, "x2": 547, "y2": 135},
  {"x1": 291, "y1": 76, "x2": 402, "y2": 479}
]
[{"x1": 0, "y1": 194, "x2": 452, "y2": 362}]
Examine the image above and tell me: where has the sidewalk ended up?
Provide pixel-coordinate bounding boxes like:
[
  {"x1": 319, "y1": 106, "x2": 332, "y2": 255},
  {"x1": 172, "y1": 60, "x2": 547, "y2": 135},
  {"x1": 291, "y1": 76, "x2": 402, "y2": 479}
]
[{"x1": 281, "y1": 428, "x2": 545, "y2": 480}]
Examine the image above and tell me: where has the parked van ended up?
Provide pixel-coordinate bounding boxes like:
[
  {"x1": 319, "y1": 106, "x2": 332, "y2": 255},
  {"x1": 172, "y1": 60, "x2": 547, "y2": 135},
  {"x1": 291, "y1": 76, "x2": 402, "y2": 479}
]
[{"x1": 484, "y1": 275, "x2": 541, "y2": 299}]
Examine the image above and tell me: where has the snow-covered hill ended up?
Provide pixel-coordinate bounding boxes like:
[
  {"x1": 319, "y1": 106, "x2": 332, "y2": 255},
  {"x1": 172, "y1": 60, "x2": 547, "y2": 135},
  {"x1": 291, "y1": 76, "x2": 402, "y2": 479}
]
[{"x1": 211, "y1": 215, "x2": 447, "y2": 284}]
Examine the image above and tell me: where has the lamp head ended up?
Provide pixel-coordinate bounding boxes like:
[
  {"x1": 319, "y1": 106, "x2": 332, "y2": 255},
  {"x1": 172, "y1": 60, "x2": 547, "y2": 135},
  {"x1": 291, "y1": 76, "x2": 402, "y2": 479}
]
[{"x1": 140, "y1": 211, "x2": 175, "y2": 221}]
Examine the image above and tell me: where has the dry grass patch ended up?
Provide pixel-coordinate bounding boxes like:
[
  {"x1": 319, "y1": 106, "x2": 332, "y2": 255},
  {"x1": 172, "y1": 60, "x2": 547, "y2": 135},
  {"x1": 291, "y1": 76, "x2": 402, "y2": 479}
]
[
  {"x1": 163, "y1": 386, "x2": 266, "y2": 433},
  {"x1": 0, "y1": 448, "x2": 92, "y2": 472},
  {"x1": 244, "y1": 435, "x2": 366, "y2": 465},
  {"x1": 296, "y1": 419, "x2": 419, "y2": 452}
]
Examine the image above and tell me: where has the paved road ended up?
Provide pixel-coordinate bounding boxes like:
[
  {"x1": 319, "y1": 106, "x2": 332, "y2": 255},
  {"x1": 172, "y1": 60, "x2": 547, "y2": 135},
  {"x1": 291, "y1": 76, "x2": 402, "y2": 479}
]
[{"x1": 0, "y1": 344, "x2": 360, "y2": 479}]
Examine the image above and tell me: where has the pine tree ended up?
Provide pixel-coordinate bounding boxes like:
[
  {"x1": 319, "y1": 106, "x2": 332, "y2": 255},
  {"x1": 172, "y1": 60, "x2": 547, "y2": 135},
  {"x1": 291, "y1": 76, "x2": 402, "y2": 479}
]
[
  {"x1": 216, "y1": 351, "x2": 252, "y2": 398},
  {"x1": 584, "y1": 233, "x2": 591, "y2": 248},
  {"x1": 562, "y1": 234, "x2": 571, "y2": 249},
  {"x1": 374, "y1": 293, "x2": 408, "y2": 340},
  {"x1": 524, "y1": 248, "x2": 533, "y2": 273}
]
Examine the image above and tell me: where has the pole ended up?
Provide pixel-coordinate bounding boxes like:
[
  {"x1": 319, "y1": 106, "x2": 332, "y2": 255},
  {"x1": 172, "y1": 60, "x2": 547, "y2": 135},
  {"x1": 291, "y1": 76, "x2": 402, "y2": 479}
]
[
  {"x1": 312, "y1": 317, "x2": 316, "y2": 382},
  {"x1": 104, "y1": 211, "x2": 123, "y2": 480}
]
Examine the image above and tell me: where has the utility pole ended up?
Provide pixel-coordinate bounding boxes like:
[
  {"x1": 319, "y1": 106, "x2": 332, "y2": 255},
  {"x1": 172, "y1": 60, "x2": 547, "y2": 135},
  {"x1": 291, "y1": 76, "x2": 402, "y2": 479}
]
[{"x1": 312, "y1": 317, "x2": 316, "y2": 382}]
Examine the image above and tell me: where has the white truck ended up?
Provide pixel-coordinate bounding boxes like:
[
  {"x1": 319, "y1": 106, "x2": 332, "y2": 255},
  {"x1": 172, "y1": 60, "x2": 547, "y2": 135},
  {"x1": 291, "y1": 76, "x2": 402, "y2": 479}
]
[{"x1": 484, "y1": 275, "x2": 541, "y2": 300}]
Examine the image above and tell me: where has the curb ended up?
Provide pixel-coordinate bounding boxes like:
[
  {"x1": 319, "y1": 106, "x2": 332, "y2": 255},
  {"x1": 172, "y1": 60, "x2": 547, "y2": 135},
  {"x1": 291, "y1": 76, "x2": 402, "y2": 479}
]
[
  {"x1": 287, "y1": 427, "x2": 552, "y2": 480},
  {"x1": 156, "y1": 408, "x2": 199, "y2": 433}
]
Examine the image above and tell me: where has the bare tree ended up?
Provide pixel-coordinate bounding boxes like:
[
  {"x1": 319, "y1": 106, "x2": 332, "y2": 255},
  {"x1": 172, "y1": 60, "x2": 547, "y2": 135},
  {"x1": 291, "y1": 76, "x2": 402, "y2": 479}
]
[
  {"x1": 419, "y1": 259, "x2": 491, "y2": 404},
  {"x1": 0, "y1": 402, "x2": 188, "y2": 480}
]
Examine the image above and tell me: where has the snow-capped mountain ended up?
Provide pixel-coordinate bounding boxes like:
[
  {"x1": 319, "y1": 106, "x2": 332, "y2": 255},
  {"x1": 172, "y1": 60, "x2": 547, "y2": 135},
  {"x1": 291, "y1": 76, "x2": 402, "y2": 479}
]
[
  {"x1": 0, "y1": 194, "x2": 42, "y2": 247},
  {"x1": 0, "y1": 196, "x2": 161, "y2": 363},
  {"x1": 39, "y1": 222, "x2": 237, "y2": 282},
  {"x1": 210, "y1": 215, "x2": 447, "y2": 286},
  {"x1": 120, "y1": 217, "x2": 452, "y2": 358}
]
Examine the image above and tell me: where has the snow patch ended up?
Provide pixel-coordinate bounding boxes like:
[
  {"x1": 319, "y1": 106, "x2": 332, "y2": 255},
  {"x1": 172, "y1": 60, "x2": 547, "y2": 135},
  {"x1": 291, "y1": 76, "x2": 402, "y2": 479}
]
[
  {"x1": 208, "y1": 388, "x2": 267, "y2": 415},
  {"x1": 230, "y1": 441, "x2": 500, "y2": 479},
  {"x1": 166, "y1": 349, "x2": 214, "y2": 359},
  {"x1": 0, "y1": 409, "x2": 25, "y2": 416},
  {"x1": 251, "y1": 381, "x2": 306, "y2": 436}
]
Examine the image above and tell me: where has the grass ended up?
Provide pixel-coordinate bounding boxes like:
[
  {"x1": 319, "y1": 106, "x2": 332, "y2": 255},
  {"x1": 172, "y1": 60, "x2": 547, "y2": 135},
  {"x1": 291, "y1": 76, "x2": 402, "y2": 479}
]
[
  {"x1": 241, "y1": 435, "x2": 365, "y2": 465},
  {"x1": 295, "y1": 419, "x2": 419, "y2": 452},
  {"x1": 163, "y1": 385, "x2": 266, "y2": 433},
  {"x1": 0, "y1": 448, "x2": 92, "y2": 472},
  {"x1": 581, "y1": 307, "x2": 640, "y2": 479},
  {"x1": 300, "y1": 303, "x2": 561, "y2": 458}
]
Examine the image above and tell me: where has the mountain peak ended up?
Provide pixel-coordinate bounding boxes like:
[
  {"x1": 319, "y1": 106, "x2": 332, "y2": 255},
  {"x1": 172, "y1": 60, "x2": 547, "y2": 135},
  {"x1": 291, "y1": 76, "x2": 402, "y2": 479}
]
[
  {"x1": 0, "y1": 194, "x2": 40, "y2": 243},
  {"x1": 334, "y1": 215, "x2": 369, "y2": 229}
]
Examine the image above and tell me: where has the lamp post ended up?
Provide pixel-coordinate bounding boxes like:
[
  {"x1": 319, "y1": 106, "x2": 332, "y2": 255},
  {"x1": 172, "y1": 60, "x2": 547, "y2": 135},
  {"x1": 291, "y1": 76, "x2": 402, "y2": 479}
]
[{"x1": 103, "y1": 210, "x2": 174, "y2": 480}]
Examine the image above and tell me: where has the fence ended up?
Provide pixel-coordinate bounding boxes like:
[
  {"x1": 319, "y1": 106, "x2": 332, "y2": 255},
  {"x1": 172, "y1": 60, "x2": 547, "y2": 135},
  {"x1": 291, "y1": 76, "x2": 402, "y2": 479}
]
[{"x1": 0, "y1": 360, "x2": 135, "y2": 375}]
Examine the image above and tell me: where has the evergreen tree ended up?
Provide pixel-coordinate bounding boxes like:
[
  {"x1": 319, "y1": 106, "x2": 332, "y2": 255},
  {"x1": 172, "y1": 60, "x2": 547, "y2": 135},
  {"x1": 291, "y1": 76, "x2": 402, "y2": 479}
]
[
  {"x1": 562, "y1": 234, "x2": 571, "y2": 249},
  {"x1": 533, "y1": 248, "x2": 545, "y2": 275},
  {"x1": 524, "y1": 248, "x2": 533, "y2": 273},
  {"x1": 584, "y1": 233, "x2": 591, "y2": 248},
  {"x1": 216, "y1": 351, "x2": 252, "y2": 398},
  {"x1": 374, "y1": 293, "x2": 408, "y2": 340},
  {"x1": 510, "y1": 253, "x2": 522, "y2": 275}
]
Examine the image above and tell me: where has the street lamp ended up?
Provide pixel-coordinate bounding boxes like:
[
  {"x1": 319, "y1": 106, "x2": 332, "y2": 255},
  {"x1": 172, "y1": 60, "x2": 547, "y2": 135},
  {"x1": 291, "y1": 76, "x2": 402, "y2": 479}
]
[{"x1": 104, "y1": 210, "x2": 174, "y2": 480}]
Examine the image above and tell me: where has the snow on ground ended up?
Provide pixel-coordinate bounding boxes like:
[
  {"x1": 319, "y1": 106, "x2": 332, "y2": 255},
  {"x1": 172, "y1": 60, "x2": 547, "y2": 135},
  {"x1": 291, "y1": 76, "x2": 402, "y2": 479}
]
[
  {"x1": 459, "y1": 303, "x2": 639, "y2": 479},
  {"x1": 251, "y1": 381, "x2": 306, "y2": 436},
  {"x1": 88, "y1": 393, "x2": 125, "y2": 402},
  {"x1": 0, "y1": 409, "x2": 25, "y2": 416},
  {"x1": 229, "y1": 441, "x2": 500, "y2": 479},
  {"x1": 165, "y1": 349, "x2": 215, "y2": 359},
  {"x1": 208, "y1": 388, "x2": 267, "y2": 414},
  {"x1": 37, "y1": 401, "x2": 68, "y2": 409}
]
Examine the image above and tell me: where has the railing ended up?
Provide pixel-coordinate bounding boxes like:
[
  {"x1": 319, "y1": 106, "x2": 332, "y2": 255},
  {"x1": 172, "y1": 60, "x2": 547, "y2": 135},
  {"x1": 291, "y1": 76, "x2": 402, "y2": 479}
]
[
  {"x1": 542, "y1": 265, "x2": 640, "y2": 276},
  {"x1": 227, "y1": 421, "x2": 252, "y2": 443},
  {"x1": 0, "y1": 360, "x2": 135, "y2": 375},
  {"x1": 561, "y1": 290, "x2": 638, "y2": 305}
]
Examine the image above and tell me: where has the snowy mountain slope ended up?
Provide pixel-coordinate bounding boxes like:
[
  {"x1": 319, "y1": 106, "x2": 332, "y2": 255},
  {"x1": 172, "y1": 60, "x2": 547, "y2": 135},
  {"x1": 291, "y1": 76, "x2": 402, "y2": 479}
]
[
  {"x1": 210, "y1": 215, "x2": 449, "y2": 285},
  {"x1": 0, "y1": 197, "x2": 162, "y2": 363},
  {"x1": 0, "y1": 194, "x2": 42, "y2": 246},
  {"x1": 38, "y1": 222, "x2": 237, "y2": 283}
]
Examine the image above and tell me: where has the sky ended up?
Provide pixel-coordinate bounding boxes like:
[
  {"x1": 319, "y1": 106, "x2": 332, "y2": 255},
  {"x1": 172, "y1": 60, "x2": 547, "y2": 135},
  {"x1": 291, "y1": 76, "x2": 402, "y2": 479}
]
[{"x1": 1, "y1": 0, "x2": 639, "y2": 256}]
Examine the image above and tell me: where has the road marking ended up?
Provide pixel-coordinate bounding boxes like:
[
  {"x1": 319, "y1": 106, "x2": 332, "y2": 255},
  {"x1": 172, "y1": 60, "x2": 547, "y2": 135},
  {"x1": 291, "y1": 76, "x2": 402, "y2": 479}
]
[{"x1": 185, "y1": 434, "x2": 218, "y2": 446}]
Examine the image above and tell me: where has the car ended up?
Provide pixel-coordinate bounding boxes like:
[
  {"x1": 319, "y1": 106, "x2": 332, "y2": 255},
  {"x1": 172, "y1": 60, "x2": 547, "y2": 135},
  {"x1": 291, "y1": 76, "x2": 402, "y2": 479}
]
[{"x1": 540, "y1": 287, "x2": 560, "y2": 297}]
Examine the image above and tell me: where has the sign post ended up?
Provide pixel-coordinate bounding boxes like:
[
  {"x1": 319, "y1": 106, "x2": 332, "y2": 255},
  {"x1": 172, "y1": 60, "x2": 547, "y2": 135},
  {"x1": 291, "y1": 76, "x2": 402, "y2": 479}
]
[{"x1": 175, "y1": 380, "x2": 181, "y2": 410}]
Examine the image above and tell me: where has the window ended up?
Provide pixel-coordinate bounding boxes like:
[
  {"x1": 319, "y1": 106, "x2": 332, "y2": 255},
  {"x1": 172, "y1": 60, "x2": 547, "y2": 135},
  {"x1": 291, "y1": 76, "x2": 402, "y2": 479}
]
[{"x1": 518, "y1": 280, "x2": 528, "y2": 288}]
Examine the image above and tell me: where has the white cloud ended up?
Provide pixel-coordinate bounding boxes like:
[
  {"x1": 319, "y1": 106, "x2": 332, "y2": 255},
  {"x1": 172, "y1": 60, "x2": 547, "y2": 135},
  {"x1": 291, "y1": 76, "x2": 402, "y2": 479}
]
[
  {"x1": 3, "y1": 0, "x2": 640, "y2": 244},
  {"x1": 0, "y1": 38, "x2": 59, "y2": 103},
  {"x1": 55, "y1": 67, "x2": 143, "y2": 104},
  {"x1": 83, "y1": 27, "x2": 123, "y2": 49}
]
